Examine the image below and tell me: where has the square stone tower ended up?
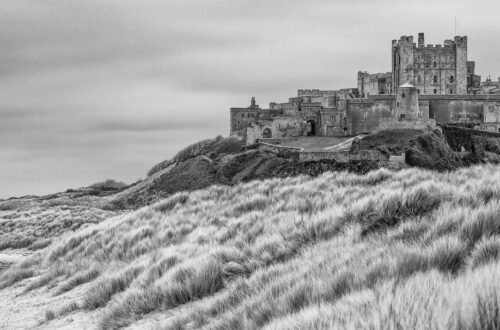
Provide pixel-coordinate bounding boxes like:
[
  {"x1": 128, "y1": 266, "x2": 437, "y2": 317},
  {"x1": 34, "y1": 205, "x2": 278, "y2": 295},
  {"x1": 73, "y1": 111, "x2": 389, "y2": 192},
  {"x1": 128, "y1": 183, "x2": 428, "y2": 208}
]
[{"x1": 391, "y1": 33, "x2": 469, "y2": 95}]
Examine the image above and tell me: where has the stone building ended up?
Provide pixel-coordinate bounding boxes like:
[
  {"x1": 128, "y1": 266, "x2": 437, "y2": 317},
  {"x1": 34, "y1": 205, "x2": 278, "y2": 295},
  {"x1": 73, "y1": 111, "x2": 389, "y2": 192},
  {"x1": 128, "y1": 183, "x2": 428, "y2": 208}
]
[
  {"x1": 357, "y1": 72, "x2": 393, "y2": 97},
  {"x1": 480, "y1": 76, "x2": 500, "y2": 95},
  {"x1": 391, "y1": 33, "x2": 479, "y2": 95},
  {"x1": 229, "y1": 33, "x2": 500, "y2": 142}
]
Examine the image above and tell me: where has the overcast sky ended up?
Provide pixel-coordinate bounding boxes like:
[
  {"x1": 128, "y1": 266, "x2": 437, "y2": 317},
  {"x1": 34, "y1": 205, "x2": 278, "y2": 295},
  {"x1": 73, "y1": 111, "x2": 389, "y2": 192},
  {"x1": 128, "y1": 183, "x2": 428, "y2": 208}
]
[{"x1": 1, "y1": 0, "x2": 500, "y2": 198}]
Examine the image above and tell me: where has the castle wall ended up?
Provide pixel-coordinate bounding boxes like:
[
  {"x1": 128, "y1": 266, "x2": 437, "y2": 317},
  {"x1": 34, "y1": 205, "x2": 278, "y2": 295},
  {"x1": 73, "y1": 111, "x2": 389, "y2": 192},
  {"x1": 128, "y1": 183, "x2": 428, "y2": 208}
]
[
  {"x1": 230, "y1": 108, "x2": 261, "y2": 137},
  {"x1": 484, "y1": 102, "x2": 500, "y2": 123},
  {"x1": 413, "y1": 45, "x2": 457, "y2": 94},
  {"x1": 345, "y1": 95, "x2": 500, "y2": 136},
  {"x1": 377, "y1": 118, "x2": 436, "y2": 132},
  {"x1": 420, "y1": 95, "x2": 500, "y2": 125},
  {"x1": 297, "y1": 89, "x2": 337, "y2": 107},
  {"x1": 346, "y1": 97, "x2": 394, "y2": 135},
  {"x1": 246, "y1": 116, "x2": 305, "y2": 145},
  {"x1": 427, "y1": 99, "x2": 484, "y2": 124},
  {"x1": 319, "y1": 110, "x2": 346, "y2": 136},
  {"x1": 357, "y1": 72, "x2": 392, "y2": 97},
  {"x1": 298, "y1": 150, "x2": 387, "y2": 165},
  {"x1": 441, "y1": 125, "x2": 500, "y2": 155},
  {"x1": 455, "y1": 36, "x2": 468, "y2": 94}
]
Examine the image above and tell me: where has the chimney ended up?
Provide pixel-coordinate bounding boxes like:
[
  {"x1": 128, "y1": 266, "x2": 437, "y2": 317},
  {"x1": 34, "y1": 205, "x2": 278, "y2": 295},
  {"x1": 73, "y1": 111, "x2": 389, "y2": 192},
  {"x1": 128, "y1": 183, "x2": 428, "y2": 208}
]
[{"x1": 418, "y1": 33, "x2": 425, "y2": 48}]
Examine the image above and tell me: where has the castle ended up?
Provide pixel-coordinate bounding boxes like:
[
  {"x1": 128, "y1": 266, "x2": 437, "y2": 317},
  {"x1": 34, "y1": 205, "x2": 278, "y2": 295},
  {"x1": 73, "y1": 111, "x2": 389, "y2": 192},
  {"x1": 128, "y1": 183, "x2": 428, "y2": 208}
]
[{"x1": 230, "y1": 33, "x2": 500, "y2": 144}]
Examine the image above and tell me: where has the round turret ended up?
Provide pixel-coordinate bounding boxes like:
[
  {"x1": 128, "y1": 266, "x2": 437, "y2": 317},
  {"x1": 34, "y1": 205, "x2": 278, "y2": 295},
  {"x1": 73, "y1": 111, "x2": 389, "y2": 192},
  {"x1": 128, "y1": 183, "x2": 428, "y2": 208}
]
[{"x1": 396, "y1": 84, "x2": 420, "y2": 120}]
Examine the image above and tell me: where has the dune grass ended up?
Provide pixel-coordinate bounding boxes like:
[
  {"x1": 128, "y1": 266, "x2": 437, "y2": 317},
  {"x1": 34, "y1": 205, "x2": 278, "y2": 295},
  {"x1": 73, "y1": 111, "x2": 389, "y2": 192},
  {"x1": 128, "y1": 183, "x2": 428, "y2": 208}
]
[
  {"x1": 2, "y1": 165, "x2": 500, "y2": 329},
  {"x1": 0, "y1": 205, "x2": 118, "y2": 251}
]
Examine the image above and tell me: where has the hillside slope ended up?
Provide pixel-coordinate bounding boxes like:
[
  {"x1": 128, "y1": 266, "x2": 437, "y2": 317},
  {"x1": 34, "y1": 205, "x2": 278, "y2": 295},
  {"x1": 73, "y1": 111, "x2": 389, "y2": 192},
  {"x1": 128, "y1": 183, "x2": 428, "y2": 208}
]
[
  {"x1": 2, "y1": 165, "x2": 500, "y2": 329},
  {"x1": 109, "y1": 131, "x2": 474, "y2": 209},
  {"x1": 359, "y1": 129, "x2": 469, "y2": 170},
  {"x1": 106, "y1": 137, "x2": 381, "y2": 209}
]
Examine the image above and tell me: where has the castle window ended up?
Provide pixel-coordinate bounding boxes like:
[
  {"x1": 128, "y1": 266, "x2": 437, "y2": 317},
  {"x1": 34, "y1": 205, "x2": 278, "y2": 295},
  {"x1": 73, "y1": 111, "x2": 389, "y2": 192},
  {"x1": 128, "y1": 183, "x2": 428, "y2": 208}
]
[
  {"x1": 418, "y1": 89, "x2": 421, "y2": 94},
  {"x1": 434, "y1": 89, "x2": 437, "y2": 94},
  {"x1": 450, "y1": 89, "x2": 453, "y2": 94},
  {"x1": 241, "y1": 113, "x2": 245, "y2": 118},
  {"x1": 450, "y1": 76, "x2": 454, "y2": 83},
  {"x1": 402, "y1": 93, "x2": 406, "y2": 99},
  {"x1": 433, "y1": 76, "x2": 438, "y2": 83},
  {"x1": 433, "y1": 62, "x2": 437, "y2": 68}
]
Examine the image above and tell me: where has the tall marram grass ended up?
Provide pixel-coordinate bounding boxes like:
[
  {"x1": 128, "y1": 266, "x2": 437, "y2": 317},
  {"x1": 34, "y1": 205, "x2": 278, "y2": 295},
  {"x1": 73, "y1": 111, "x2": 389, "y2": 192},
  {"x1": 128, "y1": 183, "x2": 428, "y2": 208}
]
[{"x1": 2, "y1": 165, "x2": 500, "y2": 329}]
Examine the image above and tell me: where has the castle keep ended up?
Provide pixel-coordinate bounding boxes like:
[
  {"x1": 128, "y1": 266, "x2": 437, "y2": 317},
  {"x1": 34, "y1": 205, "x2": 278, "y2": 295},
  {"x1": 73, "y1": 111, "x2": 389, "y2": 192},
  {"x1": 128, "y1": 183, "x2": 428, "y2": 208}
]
[{"x1": 230, "y1": 33, "x2": 500, "y2": 143}]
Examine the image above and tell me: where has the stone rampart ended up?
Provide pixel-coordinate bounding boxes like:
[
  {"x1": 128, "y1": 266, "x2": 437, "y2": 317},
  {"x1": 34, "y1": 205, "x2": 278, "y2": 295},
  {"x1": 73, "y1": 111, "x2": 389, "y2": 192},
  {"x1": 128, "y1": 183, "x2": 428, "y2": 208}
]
[
  {"x1": 259, "y1": 137, "x2": 301, "y2": 145},
  {"x1": 258, "y1": 140, "x2": 388, "y2": 165},
  {"x1": 298, "y1": 150, "x2": 387, "y2": 165},
  {"x1": 377, "y1": 118, "x2": 436, "y2": 132},
  {"x1": 441, "y1": 125, "x2": 500, "y2": 156},
  {"x1": 258, "y1": 142, "x2": 303, "y2": 158}
]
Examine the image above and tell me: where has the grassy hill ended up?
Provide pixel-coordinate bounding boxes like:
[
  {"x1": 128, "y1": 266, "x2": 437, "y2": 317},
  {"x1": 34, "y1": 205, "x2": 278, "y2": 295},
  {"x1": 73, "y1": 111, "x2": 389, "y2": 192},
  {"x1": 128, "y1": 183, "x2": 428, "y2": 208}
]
[
  {"x1": 108, "y1": 130, "x2": 476, "y2": 210},
  {"x1": 2, "y1": 165, "x2": 500, "y2": 329}
]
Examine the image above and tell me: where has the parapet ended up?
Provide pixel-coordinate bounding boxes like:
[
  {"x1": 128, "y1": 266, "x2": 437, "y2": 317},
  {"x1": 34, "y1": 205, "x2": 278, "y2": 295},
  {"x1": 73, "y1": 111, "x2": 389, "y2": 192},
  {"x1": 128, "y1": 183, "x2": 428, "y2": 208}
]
[
  {"x1": 444, "y1": 40, "x2": 453, "y2": 47},
  {"x1": 297, "y1": 89, "x2": 320, "y2": 95},
  {"x1": 399, "y1": 35, "x2": 414, "y2": 43},
  {"x1": 454, "y1": 36, "x2": 467, "y2": 46},
  {"x1": 394, "y1": 34, "x2": 467, "y2": 49}
]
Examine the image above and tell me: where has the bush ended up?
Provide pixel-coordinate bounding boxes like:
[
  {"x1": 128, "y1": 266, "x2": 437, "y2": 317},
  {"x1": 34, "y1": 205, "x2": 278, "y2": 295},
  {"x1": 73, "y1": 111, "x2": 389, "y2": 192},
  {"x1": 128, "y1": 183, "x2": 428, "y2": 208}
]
[
  {"x1": 45, "y1": 310, "x2": 56, "y2": 321},
  {"x1": 89, "y1": 179, "x2": 128, "y2": 191}
]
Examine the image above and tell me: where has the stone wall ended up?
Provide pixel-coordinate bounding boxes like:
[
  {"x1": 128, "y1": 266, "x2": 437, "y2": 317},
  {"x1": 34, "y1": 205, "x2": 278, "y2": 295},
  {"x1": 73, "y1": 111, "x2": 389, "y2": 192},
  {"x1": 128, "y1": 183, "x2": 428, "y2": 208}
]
[
  {"x1": 455, "y1": 36, "x2": 468, "y2": 95},
  {"x1": 258, "y1": 140, "x2": 388, "y2": 165},
  {"x1": 345, "y1": 94, "x2": 500, "y2": 136},
  {"x1": 441, "y1": 124, "x2": 500, "y2": 156},
  {"x1": 377, "y1": 118, "x2": 436, "y2": 132},
  {"x1": 257, "y1": 142, "x2": 303, "y2": 158},
  {"x1": 346, "y1": 97, "x2": 393, "y2": 135},
  {"x1": 298, "y1": 149, "x2": 387, "y2": 165},
  {"x1": 388, "y1": 153, "x2": 407, "y2": 170},
  {"x1": 297, "y1": 89, "x2": 337, "y2": 108},
  {"x1": 357, "y1": 71, "x2": 392, "y2": 97},
  {"x1": 246, "y1": 116, "x2": 305, "y2": 145},
  {"x1": 230, "y1": 107, "x2": 261, "y2": 137},
  {"x1": 259, "y1": 137, "x2": 301, "y2": 145}
]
